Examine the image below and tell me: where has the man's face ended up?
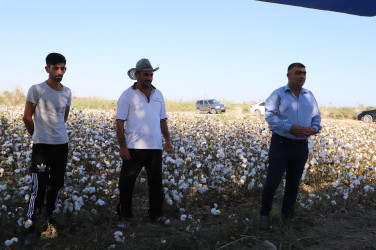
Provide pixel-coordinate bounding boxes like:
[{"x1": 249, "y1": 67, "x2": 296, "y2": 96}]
[
  {"x1": 287, "y1": 66, "x2": 306, "y2": 88},
  {"x1": 45, "y1": 63, "x2": 66, "y2": 83},
  {"x1": 135, "y1": 70, "x2": 153, "y2": 89}
]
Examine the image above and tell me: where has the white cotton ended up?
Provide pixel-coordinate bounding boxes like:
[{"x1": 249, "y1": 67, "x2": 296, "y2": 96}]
[
  {"x1": 24, "y1": 219, "x2": 33, "y2": 229},
  {"x1": 247, "y1": 179, "x2": 255, "y2": 190},
  {"x1": 180, "y1": 214, "x2": 187, "y2": 221},
  {"x1": 211, "y1": 208, "x2": 221, "y2": 215},
  {"x1": 25, "y1": 194, "x2": 30, "y2": 202},
  {"x1": 17, "y1": 217, "x2": 24, "y2": 226},
  {"x1": 114, "y1": 231, "x2": 125, "y2": 243},
  {"x1": 96, "y1": 199, "x2": 106, "y2": 206},
  {"x1": 198, "y1": 186, "x2": 209, "y2": 194},
  {"x1": 4, "y1": 237, "x2": 18, "y2": 246},
  {"x1": 179, "y1": 147, "x2": 185, "y2": 154}
]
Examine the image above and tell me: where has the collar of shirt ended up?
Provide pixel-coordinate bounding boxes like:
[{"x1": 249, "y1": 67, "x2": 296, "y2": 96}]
[
  {"x1": 131, "y1": 82, "x2": 156, "y2": 90},
  {"x1": 132, "y1": 82, "x2": 156, "y2": 103},
  {"x1": 283, "y1": 84, "x2": 308, "y2": 97}
]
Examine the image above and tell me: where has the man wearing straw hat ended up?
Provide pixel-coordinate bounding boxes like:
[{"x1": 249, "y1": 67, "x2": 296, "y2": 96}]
[{"x1": 115, "y1": 58, "x2": 173, "y2": 228}]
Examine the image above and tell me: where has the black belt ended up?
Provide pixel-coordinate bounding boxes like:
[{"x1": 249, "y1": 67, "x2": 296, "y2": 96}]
[{"x1": 273, "y1": 133, "x2": 307, "y2": 144}]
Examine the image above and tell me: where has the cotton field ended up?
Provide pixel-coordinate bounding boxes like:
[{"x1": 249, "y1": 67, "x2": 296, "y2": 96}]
[{"x1": 1, "y1": 105, "x2": 376, "y2": 247}]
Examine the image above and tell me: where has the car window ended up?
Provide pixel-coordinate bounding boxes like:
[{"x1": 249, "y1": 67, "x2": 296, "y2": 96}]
[
  {"x1": 209, "y1": 99, "x2": 219, "y2": 104},
  {"x1": 204, "y1": 100, "x2": 208, "y2": 105},
  {"x1": 260, "y1": 102, "x2": 265, "y2": 106}
]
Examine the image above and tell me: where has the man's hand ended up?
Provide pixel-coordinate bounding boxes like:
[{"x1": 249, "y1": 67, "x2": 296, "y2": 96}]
[
  {"x1": 301, "y1": 127, "x2": 316, "y2": 137},
  {"x1": 290, "y1": 125, "x2": 316, "y2": 137},
  {"x1": 165, "y1": 140, "x2": 173, "y2": 154},
  {"x1": 119, "y1": 147, "x2": 131, "y2": 161},
  {"x1": 290, "y1": 125, "x2": 304, "y2": 137}
]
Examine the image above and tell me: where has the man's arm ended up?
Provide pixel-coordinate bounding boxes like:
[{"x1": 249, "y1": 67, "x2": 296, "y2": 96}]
[
  {"x1": 160, "y1": 120, "x2": 173, "y2": 153},
  {"x1": 64, "y1": 106, "x2": 70, "y2": 122},
  {"x1": 301, "y1": 94, "x2": 322, "y2": 137},
  {"x1": 23, "y1": 101, "x2": 36, "y2": 136},
  {"x1": 116, "y1": 120, "x2": 130, "y2": 160},
  {"x1": 265, "y1": 90, "x2": 293, "y2": 133}
]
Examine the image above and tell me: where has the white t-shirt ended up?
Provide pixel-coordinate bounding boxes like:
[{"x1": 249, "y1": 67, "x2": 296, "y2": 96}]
[
  {"x1": 26, "y1": 82, "x2": 71, "y2": 144},
  {"x1": 116, "y1": 84, "x2": 167, "y2": 149}
]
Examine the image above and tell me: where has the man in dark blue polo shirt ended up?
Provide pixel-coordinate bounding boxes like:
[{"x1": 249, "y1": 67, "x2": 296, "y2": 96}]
[{"x1": 258, "y1": 62, "x2": 321, "y2": 229}]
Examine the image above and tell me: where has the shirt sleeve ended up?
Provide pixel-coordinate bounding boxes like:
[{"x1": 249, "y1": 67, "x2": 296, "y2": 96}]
[
  {"x1": 26, "y1": 85, "x2": 39, "y2": 104},
  {"x1": 67, "y1": 88, "x2": 72, "y2": 106},
  {"x1": 159, "y1": 91, "x2": 168, "y2": 120},
  {"x1": 116, "y1": 92, "x2": 129, "y2": 121},
  {"x1": 310, "y1": 93, "x2": 322, "y2": 133},
  {"x1": 264, "y1": 89, "x2": 292, "y2": 133}
]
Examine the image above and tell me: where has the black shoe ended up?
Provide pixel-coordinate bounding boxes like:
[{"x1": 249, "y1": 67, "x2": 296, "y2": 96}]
[
  {"x1": 116, "y1": 218, "x2": 131, "y2": 229},
  {"x1": 24, "y1": 232, "x2": 37, "y2": 247},
  {"x1": 156, "y1": 215, "x2": 171, "y2": 226},
  {"x1": 47, "y1": 217, "x2": 68, "y2": 229}
]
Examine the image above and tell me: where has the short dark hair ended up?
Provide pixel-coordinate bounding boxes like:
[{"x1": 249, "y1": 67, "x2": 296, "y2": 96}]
[
  {"x1": 288, "y1": 63, "x2": 305, "y2": 72},
  {"x1": 46, "y1": 53, "x2": 66, "y2": 66}
]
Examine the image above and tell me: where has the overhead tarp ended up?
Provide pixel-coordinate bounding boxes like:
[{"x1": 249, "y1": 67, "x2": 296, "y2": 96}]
[{"x1": 256, "y1": 0, "x2": 376, "y2": 16}]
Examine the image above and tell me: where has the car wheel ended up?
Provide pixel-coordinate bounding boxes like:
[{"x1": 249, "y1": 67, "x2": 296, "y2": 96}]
[
  {"x1": 361, "y1": 114, "x2": 373, "y2": 123},
  {"x1": 210, "y1": 109, "x2": 217, "y2": 114},
  {"x1": 254, "y1": 110, "x2": 261, "y2": 116}
]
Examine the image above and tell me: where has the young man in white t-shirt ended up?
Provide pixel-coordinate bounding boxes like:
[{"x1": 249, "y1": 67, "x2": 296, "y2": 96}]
[
  {"x1": 23, "y1": 53, "x2": 72, "y2": 247},
  {"x1": 115, "y1": 58, "x2": 173, "y2": 228}
]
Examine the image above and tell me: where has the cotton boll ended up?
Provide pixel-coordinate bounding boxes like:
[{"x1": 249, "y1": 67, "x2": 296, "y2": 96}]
[
  {"x1": 247, "y1": 179, "x2": 255, "y2": 190},
  {"x1": 17, "y1": 217, "x2": 24, "y2": 226},
  {"x1": 114, "y1": 231, "x2": 125, "y2": 243},
  {"x1": 211, "y1": 208, "x2": 221, "y2": 215},
  {"x1": 180, "y1": 214, "x2": 187, "y2": 221},
  {"x1": 96, "y1": 199, "x2": 106, "y2": 206},
  {"x1": 24, "y1": 219, "x2": 33, "y2": 229}
]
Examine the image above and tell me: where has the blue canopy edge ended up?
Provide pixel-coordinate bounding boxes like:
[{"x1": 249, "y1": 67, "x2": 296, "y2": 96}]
[{"x1": 256, "y1": 0, "x2": 376, "y2": 17}]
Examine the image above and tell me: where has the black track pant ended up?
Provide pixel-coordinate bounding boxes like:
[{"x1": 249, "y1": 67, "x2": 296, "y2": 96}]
[
  {"x1": 26, "y1": 143, "x2": 68, "y2": 220},
  {"x1": 118, "y1": 149, "x2": 164, "y2": 219}
]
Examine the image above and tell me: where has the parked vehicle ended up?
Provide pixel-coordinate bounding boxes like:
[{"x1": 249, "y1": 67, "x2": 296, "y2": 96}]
[
  {"x1": 250, "y1": 101, "x2": 265, "y2": 116},
  {"x1": 358, "y1": 109, "x2": 376, "y2": 123},
  {"x1": 196, "y1": 99, "x2": 226, "y2": 114}
]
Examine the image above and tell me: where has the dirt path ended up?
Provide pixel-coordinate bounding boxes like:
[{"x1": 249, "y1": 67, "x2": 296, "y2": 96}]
[{"x1": 305, "y1": 211, "x2": 376, "y2": 249}]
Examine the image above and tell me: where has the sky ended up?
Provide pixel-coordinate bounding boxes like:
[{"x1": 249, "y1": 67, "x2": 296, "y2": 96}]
[{"x1": 0, "y1": 0, "x2": 375, "y2": 107}]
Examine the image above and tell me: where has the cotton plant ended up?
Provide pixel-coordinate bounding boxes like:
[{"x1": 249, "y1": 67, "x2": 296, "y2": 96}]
[{"x1": 1, "y1": 106, "x2": 376, "y2": 241}]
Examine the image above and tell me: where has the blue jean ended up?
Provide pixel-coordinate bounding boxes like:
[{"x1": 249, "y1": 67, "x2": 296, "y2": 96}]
[{"x1": 260, "y1": 133, "x2": 308, "y2": 219}]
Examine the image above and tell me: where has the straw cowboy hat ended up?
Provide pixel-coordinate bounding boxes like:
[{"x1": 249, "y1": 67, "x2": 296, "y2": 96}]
[{"x1": 127, "y1": 58, "x2": 159, "y2": 80}]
